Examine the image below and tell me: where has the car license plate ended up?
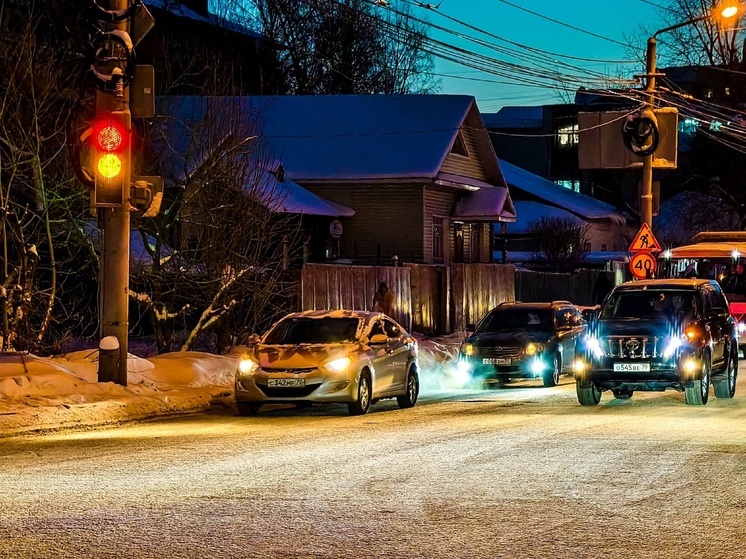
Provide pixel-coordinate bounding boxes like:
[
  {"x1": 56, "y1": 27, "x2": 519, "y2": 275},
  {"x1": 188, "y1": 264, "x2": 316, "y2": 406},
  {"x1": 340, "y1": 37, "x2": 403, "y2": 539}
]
[
  {"x1": 267, "y1": 378, "x2": 306, "y2": 388},
  {"x1": 483, "y1": 358, "x2": 511, "y2": 365},
  {"x1": 613, "y1": 362, "x2": 651, "y2": 372}
]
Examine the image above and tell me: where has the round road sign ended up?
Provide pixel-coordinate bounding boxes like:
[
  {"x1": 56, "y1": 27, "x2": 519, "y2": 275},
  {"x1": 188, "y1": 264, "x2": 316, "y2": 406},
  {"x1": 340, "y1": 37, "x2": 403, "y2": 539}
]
[{"x1": 630, "y1": 252, "x2": 657, "y2": 280}]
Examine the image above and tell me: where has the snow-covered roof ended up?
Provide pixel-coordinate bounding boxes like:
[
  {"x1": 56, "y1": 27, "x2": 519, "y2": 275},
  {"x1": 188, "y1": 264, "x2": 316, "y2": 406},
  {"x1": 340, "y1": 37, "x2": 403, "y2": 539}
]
[
  {"x1": 159, "y1": 95, "x2": 493, "y2": 183},
  {"x1": 145, "y1": 1, "x2": 263, "y2": 40},
  {"x1": 453, "y1": 186, "x2": 516, "y2": 222},
  {"x1": 259, "y1": 172, "x2": 355, "y2": 217},
  {"x1": 498, "y1": 159, "x2": 626, "y2": 223},
  {"x1": 506, "y1": 200, "x2": 582, "y2": 234},
  {"x1": 482, "y1": 106, "x2": 543, "y2": 129}
]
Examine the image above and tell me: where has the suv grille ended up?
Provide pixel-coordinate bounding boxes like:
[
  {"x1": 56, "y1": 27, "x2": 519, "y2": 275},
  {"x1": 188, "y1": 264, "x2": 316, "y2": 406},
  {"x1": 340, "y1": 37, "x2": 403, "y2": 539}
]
[
  {"x1": 603, "y1": 336, "x2": 662, "y2": 358},
  {"x1": 477, "y1": 346, "x2": 524, "y2": 358}
]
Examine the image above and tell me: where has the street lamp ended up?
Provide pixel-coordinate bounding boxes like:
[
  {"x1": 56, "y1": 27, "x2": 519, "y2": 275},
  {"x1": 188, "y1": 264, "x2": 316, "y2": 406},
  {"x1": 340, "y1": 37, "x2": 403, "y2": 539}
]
[{"x1": 640, "y1": 2, "x2": 742, "y2": 229}]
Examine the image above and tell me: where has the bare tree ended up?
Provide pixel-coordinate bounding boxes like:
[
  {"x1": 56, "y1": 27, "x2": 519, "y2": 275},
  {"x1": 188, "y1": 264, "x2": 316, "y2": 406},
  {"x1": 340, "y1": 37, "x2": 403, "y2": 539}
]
[
  {"x1": 218, "y1": 0, "x2": 437, "y2": 94},
  {"x1": 630, "y1": 0, "x2": 744, "y2": 67},
  {"x1": 530, "y1": 217, "x2": 589, "y2": 272},
  {"x1": 0, "y1": 1, "x2": 97, "y2": 353},
  {"x1": 130, "y1": 98, "x2": 304, "y2": 353}
]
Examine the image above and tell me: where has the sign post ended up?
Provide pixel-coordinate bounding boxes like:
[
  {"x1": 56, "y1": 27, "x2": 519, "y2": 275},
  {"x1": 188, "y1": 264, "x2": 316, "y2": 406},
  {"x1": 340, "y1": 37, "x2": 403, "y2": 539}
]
[{"x1": 629, "y1": 223, "x2": 662, "y2": 280}]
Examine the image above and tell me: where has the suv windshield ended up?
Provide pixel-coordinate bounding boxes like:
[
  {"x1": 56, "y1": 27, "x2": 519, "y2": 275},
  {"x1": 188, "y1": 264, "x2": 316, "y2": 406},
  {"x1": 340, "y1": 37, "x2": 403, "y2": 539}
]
[
  {"x1": 477, "y1": 308, "x2": 553, "y2": 333},
  {"x1": 600, "y1": 290, "x2": 694, "y2": 320},
  {"x1": 264, "y1": 317, "x2": 360, "y2": 344}
]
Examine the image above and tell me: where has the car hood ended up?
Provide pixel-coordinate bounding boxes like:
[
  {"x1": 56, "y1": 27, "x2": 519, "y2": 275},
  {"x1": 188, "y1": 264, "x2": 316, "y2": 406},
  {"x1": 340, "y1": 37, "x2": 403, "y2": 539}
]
[
  {"x1": 596, "y1": 318, "x2": 673, "y2": 338},
  {"x1": 253, "y1": 343, "x2": 357, "y2": 369},
  {"x1": 467, "y1": 331, "x2": 553, "y2": 346}
]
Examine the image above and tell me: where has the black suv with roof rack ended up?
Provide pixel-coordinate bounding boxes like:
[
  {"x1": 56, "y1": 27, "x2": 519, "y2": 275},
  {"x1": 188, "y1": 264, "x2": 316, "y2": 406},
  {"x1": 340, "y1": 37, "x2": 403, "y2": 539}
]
[
  {"x1": 459, "y1": 301, "x2": 586, "y2": 387},
  {"x1": 576, "y1": 279, "x2": 738, "y2": 406}
]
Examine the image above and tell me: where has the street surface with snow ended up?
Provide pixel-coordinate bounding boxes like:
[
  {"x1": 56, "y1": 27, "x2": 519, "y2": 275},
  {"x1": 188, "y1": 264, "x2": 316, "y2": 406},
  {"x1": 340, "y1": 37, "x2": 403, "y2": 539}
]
[{"x1": 1, "y1": 360, "x2": 745, "y2": 558}]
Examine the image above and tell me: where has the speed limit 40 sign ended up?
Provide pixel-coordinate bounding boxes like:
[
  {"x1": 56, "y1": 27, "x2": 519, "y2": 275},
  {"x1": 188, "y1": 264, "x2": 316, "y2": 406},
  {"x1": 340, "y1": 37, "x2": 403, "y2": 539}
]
[{"x1": 630, "y1": 252, "x2": 657, "y2": 280}]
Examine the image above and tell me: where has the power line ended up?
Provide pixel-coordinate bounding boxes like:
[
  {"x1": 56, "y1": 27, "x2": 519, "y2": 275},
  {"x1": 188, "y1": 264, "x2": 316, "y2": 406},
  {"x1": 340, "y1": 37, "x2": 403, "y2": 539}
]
[{"x1": 494, "y1": 0, "x2": 630, "y2": 47}]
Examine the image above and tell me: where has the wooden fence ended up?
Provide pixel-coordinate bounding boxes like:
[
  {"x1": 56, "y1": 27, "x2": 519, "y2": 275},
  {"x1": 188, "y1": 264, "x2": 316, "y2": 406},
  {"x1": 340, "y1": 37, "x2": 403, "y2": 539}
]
[
  {"x1": 405, "y1": 263, "x2": 449, "y2": 336},
  {"x1": 301, "y1": 264, "x2": 412, "y2": 330},
  {"x1": 451, "y1": 264, "x2": 515, "y2": 331},
  {"x1": 301, "y1": 263, "x2": 623, "y2": 335}
]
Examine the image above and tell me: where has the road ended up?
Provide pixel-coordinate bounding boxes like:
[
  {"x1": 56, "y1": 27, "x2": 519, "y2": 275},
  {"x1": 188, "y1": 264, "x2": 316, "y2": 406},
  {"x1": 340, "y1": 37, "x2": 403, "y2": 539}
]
[{"x1": 1, "y1": 375, "x2": 745, "y2": 559}]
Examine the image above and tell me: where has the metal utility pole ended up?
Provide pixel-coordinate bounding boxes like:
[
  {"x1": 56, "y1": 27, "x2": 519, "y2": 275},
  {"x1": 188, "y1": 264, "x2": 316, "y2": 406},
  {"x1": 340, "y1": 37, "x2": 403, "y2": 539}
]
[{"x1": 640, "y1": 37, "x2": 657, "y2": 229}]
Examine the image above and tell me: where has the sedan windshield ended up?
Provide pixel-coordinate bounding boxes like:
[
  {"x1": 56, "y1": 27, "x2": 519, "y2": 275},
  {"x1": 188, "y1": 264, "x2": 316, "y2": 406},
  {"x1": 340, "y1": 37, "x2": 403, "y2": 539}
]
[
  {"x1": 264, "y1": 317, "x2": 360, "y2": 344},
  {"x1": 600, "y1": 290, "x2": 694, "y2": 320},
  {"x1": 477, "y1": 308, "x2": 553, "y2": 332}
]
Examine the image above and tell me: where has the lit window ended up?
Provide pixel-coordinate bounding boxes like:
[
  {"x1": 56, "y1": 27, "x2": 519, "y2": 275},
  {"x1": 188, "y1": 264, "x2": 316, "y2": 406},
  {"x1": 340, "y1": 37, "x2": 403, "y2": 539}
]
[
  {"x1": 725, "y1": 87, "x2": 731, "y2": 96},
  {"x1": 557, "y1": 124, "x2": 578, "y2": 148},
  {"x1": 704, "y1": 88, "x2": 713, "y2": 99}
]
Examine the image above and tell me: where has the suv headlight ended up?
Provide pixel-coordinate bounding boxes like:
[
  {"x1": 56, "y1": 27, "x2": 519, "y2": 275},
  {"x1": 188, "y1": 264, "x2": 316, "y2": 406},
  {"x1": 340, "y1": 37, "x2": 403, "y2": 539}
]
[
  {"x1": 525, "y1": 342, "x2": 543, "y2": 356},
  {"x1": 662, "y1": 337, "x2": 682, "y2": 358},
  {"x1": 585, "y1": 336, "x2": 605, "y2": 358},
  {"x1": 461, "y1": 343, "x2": 476, "y2": 357}
]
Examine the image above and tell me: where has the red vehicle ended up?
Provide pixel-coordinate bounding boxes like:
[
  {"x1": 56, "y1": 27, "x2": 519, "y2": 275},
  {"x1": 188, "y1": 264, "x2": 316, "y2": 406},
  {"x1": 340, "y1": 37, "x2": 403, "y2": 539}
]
[{"x1": 659, "y1": 231, "x2": 746, "y2": 354}]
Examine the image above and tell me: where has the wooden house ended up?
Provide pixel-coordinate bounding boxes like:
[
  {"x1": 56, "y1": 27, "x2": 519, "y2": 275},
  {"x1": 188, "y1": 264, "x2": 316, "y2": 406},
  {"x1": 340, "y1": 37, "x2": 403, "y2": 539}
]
[{"x1": 159, "y1": 95, "x2": 516, "y2": 265}]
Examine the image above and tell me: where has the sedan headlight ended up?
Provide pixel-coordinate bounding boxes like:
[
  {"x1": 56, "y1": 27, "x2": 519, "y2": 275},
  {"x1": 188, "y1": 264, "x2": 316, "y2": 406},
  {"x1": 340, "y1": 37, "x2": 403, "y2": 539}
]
[
  {"x1": 238, "y1": 356, "x2": 258, "y2": 374},
  {"x1": 324, "y1": 356, "x2": 353, "y2": 372},
  {"x1": 585, "y1": 336, "x2": 605, "y2": 359}
]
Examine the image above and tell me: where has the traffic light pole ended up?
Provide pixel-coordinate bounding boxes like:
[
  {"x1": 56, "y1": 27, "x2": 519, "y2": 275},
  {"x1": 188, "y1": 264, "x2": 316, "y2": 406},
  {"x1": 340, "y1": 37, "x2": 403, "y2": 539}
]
[
  {"x1": 97, "y1": 2, "x2": 131, "y2": 386},
  {"x1": 640, "y1": 37, "x2": 656, "y2": 229}
]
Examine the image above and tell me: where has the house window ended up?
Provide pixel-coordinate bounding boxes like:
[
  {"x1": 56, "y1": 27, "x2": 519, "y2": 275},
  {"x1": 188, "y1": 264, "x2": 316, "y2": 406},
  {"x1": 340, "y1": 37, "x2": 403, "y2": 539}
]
[
  {"x1": 704, "y1": 88, "x2": 713, "y2": 99},
  {"x1": 557, "y1": 124, "x2": 578, "y2": 148},
  {"x1": 450, "y1": 131, "x2": 469, "y2": 157},
  {"x1": 432, "y1": 217, "x2": 444, "y2": 262},
  {"x1": 470, "y1": 224, "x2": 482, "y2": 263}
]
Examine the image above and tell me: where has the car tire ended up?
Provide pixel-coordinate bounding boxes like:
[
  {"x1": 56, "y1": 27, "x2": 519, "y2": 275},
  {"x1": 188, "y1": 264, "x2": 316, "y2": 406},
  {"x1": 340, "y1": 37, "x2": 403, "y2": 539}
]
[
  {"x1": 237, "y1": 402, "x2": 261, "y2": 416},
  {"x1": 612, "y1": 389, "x2": 632, "y2": 400},
  {"x1": 542, "y1": 354, "x2": 561, "y2": 387},
  {"x1": 685, "y1": 352, "x2": 711, "y2": 405},
  {"x1": 397, "y1": 368, "x2": 419, "y2": 409},
  {"x1": 714, "y1": 345, "x2": 738, "y2": 399},
  {"x1": 576, "y1": 379, "x2": 601, "y2": 406},
  {"x1": 348, "y1": 372, "x2": 372, "y2": 416}
]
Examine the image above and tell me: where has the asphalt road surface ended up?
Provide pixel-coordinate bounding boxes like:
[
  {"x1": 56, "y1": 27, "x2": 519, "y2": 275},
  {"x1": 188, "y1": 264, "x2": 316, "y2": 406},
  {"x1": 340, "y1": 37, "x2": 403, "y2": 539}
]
[{"x1": 1, "y1": 375, "x2": 745, "y2": 559}]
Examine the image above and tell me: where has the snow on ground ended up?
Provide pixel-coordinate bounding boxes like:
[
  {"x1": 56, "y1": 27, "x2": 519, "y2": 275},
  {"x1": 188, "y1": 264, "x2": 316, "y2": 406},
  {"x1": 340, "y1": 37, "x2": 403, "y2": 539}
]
[{"x1": 0, "y1": 335, "x2": 465, "y2": 437}]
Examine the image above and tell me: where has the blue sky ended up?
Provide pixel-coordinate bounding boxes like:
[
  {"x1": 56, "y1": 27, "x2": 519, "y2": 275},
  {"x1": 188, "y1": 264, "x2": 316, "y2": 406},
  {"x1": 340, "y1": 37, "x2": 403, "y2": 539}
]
[{"x1": 423, "y1": 0, "x2": 661, "y2": 111}]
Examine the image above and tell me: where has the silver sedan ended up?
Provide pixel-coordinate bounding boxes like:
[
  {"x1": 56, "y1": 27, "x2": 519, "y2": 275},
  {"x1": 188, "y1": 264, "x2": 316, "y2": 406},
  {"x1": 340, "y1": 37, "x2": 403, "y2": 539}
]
[{"x1": 234, "y1": 310, "x2": 419, "y2": 416}]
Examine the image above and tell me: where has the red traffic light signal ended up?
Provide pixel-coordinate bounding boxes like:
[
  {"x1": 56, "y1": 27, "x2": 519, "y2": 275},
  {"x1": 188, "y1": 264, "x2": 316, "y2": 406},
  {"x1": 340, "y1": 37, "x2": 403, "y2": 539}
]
[{"x1": 92, "y1": 113, "x2": 131, "y2": 206}]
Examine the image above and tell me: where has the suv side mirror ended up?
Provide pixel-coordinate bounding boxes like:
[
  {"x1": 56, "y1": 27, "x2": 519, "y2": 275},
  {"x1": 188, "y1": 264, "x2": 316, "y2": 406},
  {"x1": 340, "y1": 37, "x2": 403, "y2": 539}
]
[
  {"x1": 466, "y1": 323, "x2": 476, "y2": 331},
  {"x1": 581, "y1": 307, "x2": 599, "y2": 321},
  {"x1": 369, "y1": 333, "x2": 388, "y2": 345}
]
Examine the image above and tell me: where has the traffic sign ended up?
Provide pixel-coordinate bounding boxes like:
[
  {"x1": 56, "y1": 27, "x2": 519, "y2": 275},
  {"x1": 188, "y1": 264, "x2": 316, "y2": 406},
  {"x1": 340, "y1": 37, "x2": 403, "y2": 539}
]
[
  {"x1": 630, "y1": 252, "x2": 657, "y2": 280},
  {"x1": 629, "y1": 223, "x2": 662, "y2": 253}
]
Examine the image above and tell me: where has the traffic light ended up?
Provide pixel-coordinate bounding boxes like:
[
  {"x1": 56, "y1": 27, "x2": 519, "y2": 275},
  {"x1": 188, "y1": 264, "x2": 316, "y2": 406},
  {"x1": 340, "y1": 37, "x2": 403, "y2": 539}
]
[{"x1": 92, "y1": 112, "x2": 131, "y2": 206}]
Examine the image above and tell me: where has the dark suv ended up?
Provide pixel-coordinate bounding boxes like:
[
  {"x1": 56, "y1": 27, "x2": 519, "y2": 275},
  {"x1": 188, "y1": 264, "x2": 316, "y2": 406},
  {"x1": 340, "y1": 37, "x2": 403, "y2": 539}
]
[
  {"x1": 459, "y1": 301, "x2": 586, "y2": 387},
  {"x1": 576, "y1": 279, "x2": 738, "y2": 406}
]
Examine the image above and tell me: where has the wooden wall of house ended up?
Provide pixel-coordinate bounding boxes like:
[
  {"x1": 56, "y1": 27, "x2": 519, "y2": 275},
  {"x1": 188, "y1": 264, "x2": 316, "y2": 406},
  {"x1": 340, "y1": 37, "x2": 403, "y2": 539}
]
[
  {"x1": 305, "y1": 184, "x2": 424, "y2": 263},
  {"x1": 424, "y1": 185, "x2": 460, "y2": 264},
  {"x1": 441, "y1": 121, "x2": 490, "y2": 180}
]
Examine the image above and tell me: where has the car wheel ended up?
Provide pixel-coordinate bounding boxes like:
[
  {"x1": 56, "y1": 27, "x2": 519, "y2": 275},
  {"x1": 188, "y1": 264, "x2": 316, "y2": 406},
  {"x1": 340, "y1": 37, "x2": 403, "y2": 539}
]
[
  {"x1": 576, "y1": 379, "x2": 601, "y2": 406},
  {"x1": 397, "y1": 368, "x2": 419, "y2": 409},
  {"x1": 612, "y1": 389, "x2": 632, "y2": 400},
  {"x1": 542, "y1": 354, "x2": 561, "y2": 387},
  {"x1": 685, "y1": 352, "x2": 711, "y2": 405},
  {"x1": 348, "y1": 372, "x2": 372, "y2": 416},
  {"x1": 237, "y1": 402, "x2": 262, "y2": 416},
  {"x1": 714, "y1": 345, "x2": 738, "y2": 399}
]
